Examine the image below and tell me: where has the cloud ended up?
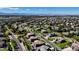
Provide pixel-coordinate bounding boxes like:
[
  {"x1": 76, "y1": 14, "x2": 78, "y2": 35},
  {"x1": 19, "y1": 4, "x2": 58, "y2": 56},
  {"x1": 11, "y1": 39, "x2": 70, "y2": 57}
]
[
  {"x1": 0, "y1": 7, "x2": 19, "y2": 10},
  {"x1": 7, "y1": 7, "x2": 19, "y2": 10}
]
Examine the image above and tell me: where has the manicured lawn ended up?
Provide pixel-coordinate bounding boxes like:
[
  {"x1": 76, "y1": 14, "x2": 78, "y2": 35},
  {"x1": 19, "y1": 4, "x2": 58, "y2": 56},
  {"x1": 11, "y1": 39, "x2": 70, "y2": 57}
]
[
  {"x1": 0, "y1": 48, "x2": 8, "y2": 51},
  {"x1": 48, "y1": 37, "x2": 55, "y2": 41},
  {"x1": 56, "y1": 40, "x2": 71, "y2": 49}
]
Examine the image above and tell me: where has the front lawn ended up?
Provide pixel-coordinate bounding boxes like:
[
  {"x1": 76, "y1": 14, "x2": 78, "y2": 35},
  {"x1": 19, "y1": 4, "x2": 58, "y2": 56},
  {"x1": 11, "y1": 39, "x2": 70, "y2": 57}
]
[{"x1": 56, "y1": 40, "x2": 71, "y2": 49}]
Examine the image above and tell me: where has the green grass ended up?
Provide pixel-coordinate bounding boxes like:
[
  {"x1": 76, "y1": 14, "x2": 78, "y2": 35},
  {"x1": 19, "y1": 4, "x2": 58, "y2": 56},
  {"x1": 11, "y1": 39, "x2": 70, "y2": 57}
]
[
  {"x1": 23, "y1": 37, "x2": 32, "y2": 51},
  {"x1": 73, "y1": 35, "x2": 79, "y2": 41},
  {"x1": 0, "y1": 48, "x2": 8, "y2": 51},
  {"x1": 48, "y1": 37, "x2": 55, "y2": 41},
  {"x1": 9, "y1": 40, "x2": 17, "y2": 51},
  {"x1": 10, "y1": 41, "x2": 15, "y2": 51},
  {"x1": 4, "y1": 31, "x2": 10, "y2": 36},
  {"x1": 56, "y1": 40, "x2": 71, "y2": 49}
]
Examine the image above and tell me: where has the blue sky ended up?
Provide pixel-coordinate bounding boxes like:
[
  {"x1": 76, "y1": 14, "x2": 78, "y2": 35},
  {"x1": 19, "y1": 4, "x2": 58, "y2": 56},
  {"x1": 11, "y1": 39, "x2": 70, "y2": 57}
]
[{"x1": 0, "y1": 7, "x2": 79, "y2": 15}]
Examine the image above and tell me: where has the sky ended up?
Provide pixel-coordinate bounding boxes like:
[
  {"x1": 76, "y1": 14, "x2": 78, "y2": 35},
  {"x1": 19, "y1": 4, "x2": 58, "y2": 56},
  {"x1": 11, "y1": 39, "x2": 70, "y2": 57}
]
[{"x1": 0, "y1": 7, "x2": 79, "y2": 15}]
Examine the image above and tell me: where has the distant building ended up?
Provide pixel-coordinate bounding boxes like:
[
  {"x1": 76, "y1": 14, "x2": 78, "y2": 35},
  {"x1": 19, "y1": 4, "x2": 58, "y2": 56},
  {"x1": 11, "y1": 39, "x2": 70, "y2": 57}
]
[
  {"x1": 32, "y1": 40, "x2": 45, "y2": 47},
  {"x1": 45, "y1": 33, "x2": 57, "y2": 39},
  {"x1": 26, "y1": 33, "x2": 35, "y2": 38},
  {"x1": 0, "y1": 32, "x2": 4, "y2": 37},
  {"x1": 36, "y1": 45, "x2": 50, "y2": 51},
  {"x1": 29, "y1": 36, "x2": 39, "y2": 42},
  {"x1": 55, "y1": 38, "x2": 66, "y2": 43},
  {"x1": 41, "y1": 30, "x2": 48, "y2": 33}
]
